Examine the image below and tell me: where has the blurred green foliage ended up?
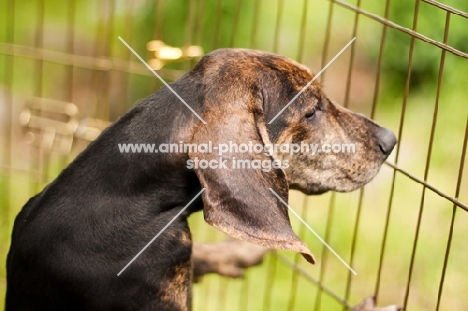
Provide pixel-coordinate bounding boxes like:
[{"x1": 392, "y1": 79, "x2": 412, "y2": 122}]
[{"x1": 370, "y1": 0, "x2": 468, "y2": 90}]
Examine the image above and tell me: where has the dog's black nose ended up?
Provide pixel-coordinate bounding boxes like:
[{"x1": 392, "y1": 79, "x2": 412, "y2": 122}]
[{"x1": 376, "y1": 127, "x2": 397, "y2": 155}]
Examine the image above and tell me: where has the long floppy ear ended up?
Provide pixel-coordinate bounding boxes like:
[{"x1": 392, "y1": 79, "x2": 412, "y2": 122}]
[{"x1": 189, "y1": 86, "x2": 315, "y2": 264}]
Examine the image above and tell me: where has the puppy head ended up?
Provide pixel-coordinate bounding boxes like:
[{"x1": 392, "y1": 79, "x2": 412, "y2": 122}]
[
  {"x1": 257, "y1": 54, "x2": 396, "y2": 194},
  {"x1": 187, "y1": 49, "x2": 396, "y2": 263}
]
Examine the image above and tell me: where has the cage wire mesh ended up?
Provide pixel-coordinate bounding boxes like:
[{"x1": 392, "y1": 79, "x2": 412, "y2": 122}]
[{"x1": 0, "y1": 0, "x2": 468, "y2": 310}]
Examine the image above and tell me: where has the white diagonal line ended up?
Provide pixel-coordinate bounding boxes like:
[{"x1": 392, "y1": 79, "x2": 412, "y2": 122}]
[
  {"x1": 268, "y1": 37, "x2": 356, "y2": 124},
  {"x1": 269, "y1": 188, "x2": 357, "y2": 275},
  {"x1": 117, "y1": 188, "x2": 206, "y2": 276},
  {"x1": 118, "y1": 36, "x2": 207, "y2": 124}
]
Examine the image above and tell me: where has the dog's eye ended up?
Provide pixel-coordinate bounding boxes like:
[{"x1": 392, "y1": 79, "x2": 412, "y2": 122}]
[{"x1": 305, "y1": 110, "x2": 316, "y2": 120}]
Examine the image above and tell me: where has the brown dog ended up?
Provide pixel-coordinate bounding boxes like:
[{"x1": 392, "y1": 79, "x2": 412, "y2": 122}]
[{"x1": 6, "y1": 48, "x2": 396, "y2": 310}]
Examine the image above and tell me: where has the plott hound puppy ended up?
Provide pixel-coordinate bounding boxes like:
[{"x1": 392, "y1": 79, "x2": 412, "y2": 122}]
[{"x1": 6, "y1": 48, "x2": 397, "y2": 311}]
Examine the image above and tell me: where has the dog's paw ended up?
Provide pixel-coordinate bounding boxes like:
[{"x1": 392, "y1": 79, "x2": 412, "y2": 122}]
[
  {"x1": 192, "y1": 239, "x2": 269, "y2": 282},
  {"x1": 351, "y1": 296, "x2": 402, "y2": 311}
]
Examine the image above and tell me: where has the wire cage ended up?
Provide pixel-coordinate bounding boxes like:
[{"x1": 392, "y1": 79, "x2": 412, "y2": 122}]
[{"x1": 0, "y1": 0, "x2": 467, "y2": 310}]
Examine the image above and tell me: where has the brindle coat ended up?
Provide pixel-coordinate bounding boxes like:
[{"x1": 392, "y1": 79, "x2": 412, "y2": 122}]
[{"x1": 6, "y1": 48, "x2": 396, "y2": 310}]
